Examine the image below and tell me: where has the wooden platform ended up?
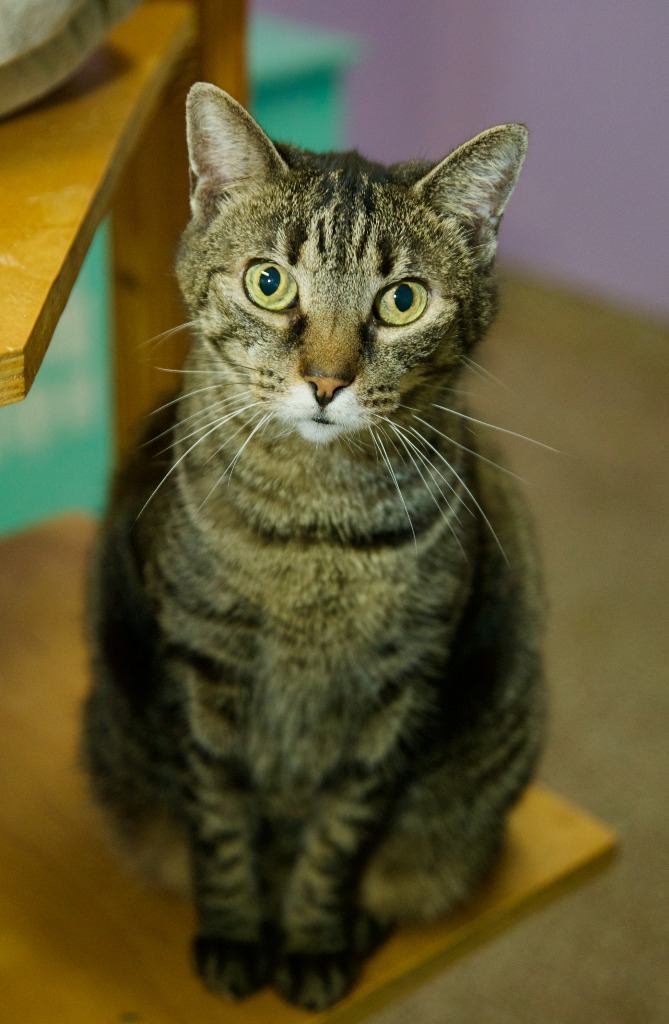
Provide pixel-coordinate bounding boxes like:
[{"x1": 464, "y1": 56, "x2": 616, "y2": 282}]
[
  {"x1": 0, "y1": 516, "x2": 616, "y2": 1023},
  {"x1": 0, "y1": 1, "x2": 196, "y2": 405}
]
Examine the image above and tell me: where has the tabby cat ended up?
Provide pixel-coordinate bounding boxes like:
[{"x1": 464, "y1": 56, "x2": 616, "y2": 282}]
[{"x1": 83, "y1": 82, "x2": 545, "y2": 1011}]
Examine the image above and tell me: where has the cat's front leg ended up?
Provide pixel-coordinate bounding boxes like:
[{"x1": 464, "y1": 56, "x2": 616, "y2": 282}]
[
  {"x1": 175, "y1": 657, "x2": 272, "y2": 1000},
  {"x1": 274, "y1": 772, "x2": 391, "y2": 1010},
  {"x1": 186, "y1": 741, "x2": 270, "y2": 1000}
]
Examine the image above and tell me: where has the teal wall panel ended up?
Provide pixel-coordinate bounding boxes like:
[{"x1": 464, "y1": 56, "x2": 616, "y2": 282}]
[{"x1": 0, "y1": 225, "x2": 112, "y2": 534}]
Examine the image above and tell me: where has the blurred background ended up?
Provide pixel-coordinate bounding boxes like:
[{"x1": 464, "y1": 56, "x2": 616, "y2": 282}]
[{"x1": 1, "y1": 4, "x2": 667, "y2": 1020}]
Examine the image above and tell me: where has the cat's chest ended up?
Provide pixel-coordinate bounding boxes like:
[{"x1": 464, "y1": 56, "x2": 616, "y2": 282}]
[
  {"x1": 244, "y1": 671, "x2": 363, "y2": 805},
  {"x1": 201, "y1": 540, "x2": 415, "y2": 792}
]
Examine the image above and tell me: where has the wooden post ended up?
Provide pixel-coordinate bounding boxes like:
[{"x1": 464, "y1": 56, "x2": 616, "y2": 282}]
[{"x1": 110, "y1": 0, "x2": 247, "y2": 459}]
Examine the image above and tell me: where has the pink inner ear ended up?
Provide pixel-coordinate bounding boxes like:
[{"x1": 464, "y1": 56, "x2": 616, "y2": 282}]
[
  {"x1": 188, "y1": 88, "x2": 288, "y2": 199},
  {"x1": 416, "y1": 125, "x2": 526, "y2": 235}
]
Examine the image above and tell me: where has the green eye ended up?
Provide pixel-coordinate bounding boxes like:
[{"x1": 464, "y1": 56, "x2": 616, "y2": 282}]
[
  {"x1": 374, "y1": 280, "x2": 428, "y2": 326},
  {"x1": 244, "y1": 262, "x2": 298, "y2": 311}
]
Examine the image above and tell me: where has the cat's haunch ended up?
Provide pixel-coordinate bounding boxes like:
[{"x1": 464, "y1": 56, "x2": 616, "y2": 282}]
[{"x1": 82, "y1": 83, "x2": 544, "y2": 1012}]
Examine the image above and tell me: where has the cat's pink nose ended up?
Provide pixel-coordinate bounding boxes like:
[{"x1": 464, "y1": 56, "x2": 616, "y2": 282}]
[{"x1": 302, "y1": 371, "x2": 353, "y2": 408}]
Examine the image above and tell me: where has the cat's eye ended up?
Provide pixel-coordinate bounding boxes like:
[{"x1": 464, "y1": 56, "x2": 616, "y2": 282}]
[
  {"x1": 244, "y1": 262, "x2": 298, "y2": 311},
  {"x1": 374, "y1": 280, "x2": 428, "y2": 326}
]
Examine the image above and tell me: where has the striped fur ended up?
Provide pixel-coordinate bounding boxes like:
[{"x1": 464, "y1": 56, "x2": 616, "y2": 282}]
[{"x1": 83, "y1": 85, "x2": 544, "y2": 1011}]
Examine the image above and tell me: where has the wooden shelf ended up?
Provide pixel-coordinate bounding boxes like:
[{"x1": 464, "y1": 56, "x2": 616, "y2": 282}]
[
  {"x1": 0, "y1": 2, "x2": 196, "y2": 406},
  {"x1": 0, "y1": 516, "x2": 616, "y2": 1023}
]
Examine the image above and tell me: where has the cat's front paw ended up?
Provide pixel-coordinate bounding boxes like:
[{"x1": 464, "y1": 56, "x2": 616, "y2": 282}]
[
  {"x1": 193, "y1": 935, "x2": 271, "y2": 1000},
  {"x1": 274, "y1": 950, "x2": 360, "y2": 1011}
]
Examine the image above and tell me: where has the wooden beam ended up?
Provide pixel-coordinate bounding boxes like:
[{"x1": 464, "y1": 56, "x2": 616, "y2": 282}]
[{"x1": 111, "y1": 0, "x2": 248, "y2": 457}]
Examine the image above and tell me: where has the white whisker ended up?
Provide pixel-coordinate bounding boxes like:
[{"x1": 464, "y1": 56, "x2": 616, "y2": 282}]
[
  {"x1": 388, "y1": 420, "x2": 471, "y2": 517},
  {"x1": 412, "y1": 414, "x2": 525, "y2": 481},
  {"x1": 145, "y1": 392, "x2": 252, "y2": 447},
  {"x1": 369, "y1": 428, "x2": 417, "y2": 552},
  {"x1": 135, "y1": 417, "x2": 231, "y2": 522},
  {"x1": 462, "y1": 355, "x2": 509, "y2": 389},
  {"x1": 384, "y1": 421, "x2": 467, "y2": 558},
  {"x1": 405, "y1": 424, "x2": 508, "y2": 564},
  {"x1": 155, "y1": 400, "x2": 262, "y2": 456},
  {"x1": 139, "y1": 320, "x2": 198, "y2": 352},
  {"x1": 154, "y1": 365, "x2": 248, "y2": 380},
  {"x1": 431, "y1": 403, "x2": 560, "y2": 453},
  {"x1": 384, "y1": 420, "x2": 455, "y2": 513},
  {"x1": 197, "y1": 412, "x2": 273, "y2": 511},
  {"x1": 149, "y1": 384, "x2": 220, "y2": 416}
]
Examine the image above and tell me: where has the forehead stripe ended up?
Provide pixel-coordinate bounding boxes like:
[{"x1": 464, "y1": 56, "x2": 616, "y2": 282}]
[
  {"x1": 284, "y1": 220, "x2": 308, "y2": 266},
  {"x1": 316, "y1": 216, "x2": 328, "y2": 256},
  {"x1": 377, "y1": 235, "x2": 395, "y2": 278}
]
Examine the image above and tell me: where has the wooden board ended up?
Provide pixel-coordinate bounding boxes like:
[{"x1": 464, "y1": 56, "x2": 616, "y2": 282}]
[
  {"x1": 0, "y1": 2, "x2": 196, "y2": 406},
  {"x1": 0, "y1": 516, "x2": 616, "y2": 1023}
]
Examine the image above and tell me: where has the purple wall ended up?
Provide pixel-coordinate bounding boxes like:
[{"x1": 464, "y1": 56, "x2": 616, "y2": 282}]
[{"x1": 253, "y1": 0, "x2": 669, "y2": 318}]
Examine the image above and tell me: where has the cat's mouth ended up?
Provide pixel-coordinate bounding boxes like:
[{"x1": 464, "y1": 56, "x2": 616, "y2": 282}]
[{"x1": 296, "y1": 416, "x2": 344, "y2": 444}]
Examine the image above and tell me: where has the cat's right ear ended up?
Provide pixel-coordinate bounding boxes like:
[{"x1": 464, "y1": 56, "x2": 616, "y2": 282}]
[{"x1": 186, "y1": 83, "x2": 287, "y2": 224}]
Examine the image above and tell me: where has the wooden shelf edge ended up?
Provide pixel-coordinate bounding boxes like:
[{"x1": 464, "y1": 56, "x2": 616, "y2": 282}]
[
  {"x1": 0, "y1": 350, "x2": 26, "y2": 405},
  {"x1": 0, "y1": 2, "x2": 197, "y2": 406}
]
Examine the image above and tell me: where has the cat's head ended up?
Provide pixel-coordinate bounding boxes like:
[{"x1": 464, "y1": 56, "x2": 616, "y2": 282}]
[{"x1": 176, "y1": 83, "x2": 527, "y2": 445}]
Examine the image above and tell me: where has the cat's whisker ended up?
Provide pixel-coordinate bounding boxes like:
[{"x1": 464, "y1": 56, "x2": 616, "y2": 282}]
[
  {"x1": 339, "y1": 436, "x2": 357, "y2": 458},
  {"x1": 197, "y1": 411, "x2": 273, "y2": 511},
  {"x1": 430, "y1": 404, "x2": 560, "y2": 453},
  {"x1": 411, "y1": 414, "x2": 525, "y2": 482},
  {"x1": 404, "y1": 382, "x2": 472, "y2": 397},
  {"x1": 149, "y1": 384, "x2": 223, "y2": 416},
  {"x1": 222, "y1": 358, "x2": 265, "y2": 376},
  {"x1": 226, "y1": 412, "x2": 274, "y2": 481},
  {"x1": 384, "y1": 421, "x2": 467, "y2": 558},
  {"x1": 135, "y1": 413, "x2": 235, "y2": 522},
  {"x1": 387, "y1": 420, "x2": 472, "y2": 518},
  {"x1": 405, "y1": 424, "x2": 509, "y2": 564},
  {"x1": 462, "y1": 355, "x2": 509, "y2": 389},
  {"x1": 154, "y1": 400, "x2": 263, "y2": 456},
  {"x1": 153, "y1": 365, "x2": 249, "y2": 380},
  {"x1": 377, "y1": 423, "x2": 411, "y2": 476},
  {"x1": 139, "y1": 319, "x2": 199, "y2": 353},
  {"x1": 384, "y1": 420, "x2": 450, "y2": 509},
  {"x1": 200, "y1": 408, "x2": 263, "y2": 469},
  {"x1": 344, "y1": 434, "x2": 369, "y2": 456},
  {"x1": 144, "y1": 392, "x2": 253, "y2": 447},
  {"x1": 269, "y1": 424, "x2": 295, "y2": 443},
  {"x1": 369, "y1": 427, "x2": 417, "y2": 553}
]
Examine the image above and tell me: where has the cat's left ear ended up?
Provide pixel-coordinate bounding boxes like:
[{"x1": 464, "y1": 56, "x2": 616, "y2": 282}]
[
  {"x1": 186, "y1": 82, "x2": 288, "y2": 224},
  {"x1": 415, "y1": 124, "x2": 528, "y2": 262}
]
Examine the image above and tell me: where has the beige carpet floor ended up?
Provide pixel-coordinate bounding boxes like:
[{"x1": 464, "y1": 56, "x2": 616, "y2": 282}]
[{"x1": 370, "y1": 273, "x2": 669, "y2": 1024}]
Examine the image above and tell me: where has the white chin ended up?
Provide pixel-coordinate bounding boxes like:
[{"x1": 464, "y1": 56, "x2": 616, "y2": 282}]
[{"x1": 295, "y1": 419, "x2": 344, "y2": 444}]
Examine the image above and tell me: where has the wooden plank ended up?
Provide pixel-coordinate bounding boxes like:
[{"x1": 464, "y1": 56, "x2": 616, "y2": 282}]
[
  {"x1": 0, "y1": 516, "x2": 616, "y2": 1023},
  {"x1": 110, "y1": 54, "x2": 195, "y2": 458},
  {"x1": 0, "y1": 2, "x2": 196, "y2": 406},
  {"x1": 196, "y1": 0, "x2": 248, "y2": 103}
]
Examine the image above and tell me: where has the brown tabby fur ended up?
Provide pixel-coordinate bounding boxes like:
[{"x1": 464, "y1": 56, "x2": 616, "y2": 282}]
[{"x1": 83, "y1": 83, "x2": 545, "y2": 1011}]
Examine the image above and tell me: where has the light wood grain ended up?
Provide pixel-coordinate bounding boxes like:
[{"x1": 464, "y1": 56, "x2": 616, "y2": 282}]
[
  {"x1": 0, "y1": 515, "x2": 616, "y2": 1023},
  {"x1": 0, "y1": 2, "x2": 196, "y2": 406}
]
